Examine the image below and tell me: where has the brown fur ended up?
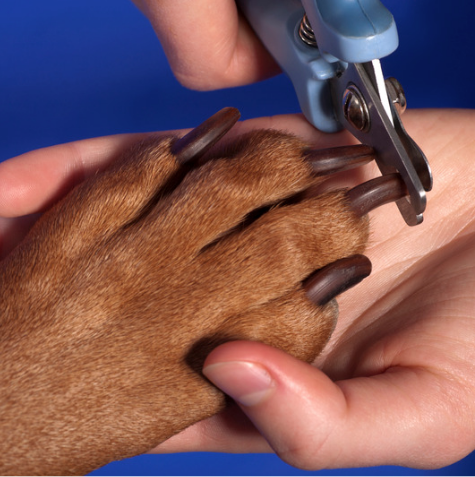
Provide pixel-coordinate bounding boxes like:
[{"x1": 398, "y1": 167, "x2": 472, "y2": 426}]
[{"x1": 0, "y1": 129, "x2": 368, "y2": 475}]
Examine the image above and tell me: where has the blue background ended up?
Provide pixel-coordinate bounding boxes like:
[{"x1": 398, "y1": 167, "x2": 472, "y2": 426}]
[{"x1": 1, "y1": 1, "x2": 474, "y2": 475}]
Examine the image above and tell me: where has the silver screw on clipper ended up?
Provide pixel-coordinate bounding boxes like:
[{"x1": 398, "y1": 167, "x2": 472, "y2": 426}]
[{"x1": 342, "y1": 84, "x2": 370, "y2": 132}]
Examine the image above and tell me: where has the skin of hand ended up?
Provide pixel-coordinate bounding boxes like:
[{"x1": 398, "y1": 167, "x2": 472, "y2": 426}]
[
  {"x1": 130, "y1": 0, "x2": 279, "y2": 90},
  {"x1": 1, "y1": 110, "x2": 474, "y2": 471}
]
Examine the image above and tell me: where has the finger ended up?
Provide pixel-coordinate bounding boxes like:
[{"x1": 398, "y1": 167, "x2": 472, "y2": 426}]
[
  {"x1": 0, "y1": 134, "x2": 148, "y2": 218},
  {"x1": 203, "y1": 341, "x2": 471, "y2": 470},
  {"x1": 131, "y1": 0, "x2": 280, "y2": 90}
]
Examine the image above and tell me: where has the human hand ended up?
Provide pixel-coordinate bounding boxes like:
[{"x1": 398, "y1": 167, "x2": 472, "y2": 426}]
[
  {"x1": 130, "y1": 0, "x2": 280, "y2": 90},
  {"x1": 152, "y1": 109, "x2": 475, "y2": 471}
]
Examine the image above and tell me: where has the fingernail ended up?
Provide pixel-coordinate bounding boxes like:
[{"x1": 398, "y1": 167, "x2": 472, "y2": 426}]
[{"x1": 203, "y1": 361, "x2": 275, "y2": 407}]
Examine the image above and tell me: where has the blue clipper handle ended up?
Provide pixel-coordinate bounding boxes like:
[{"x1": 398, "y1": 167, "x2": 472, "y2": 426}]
[
  {"x1": 237, "y1": 0, "x2": 341, "y2": 132},
  {"x1": 236, "y1": 0, "x2": 399, "y2": 132},
  {"x1": 301, "y1": 0, "x2": 399, "y2": 63}
]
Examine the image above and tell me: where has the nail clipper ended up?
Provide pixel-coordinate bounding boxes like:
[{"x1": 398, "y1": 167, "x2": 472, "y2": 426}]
[{"x1": 236, "y1": 0, "x2": 432, "y2": 226}]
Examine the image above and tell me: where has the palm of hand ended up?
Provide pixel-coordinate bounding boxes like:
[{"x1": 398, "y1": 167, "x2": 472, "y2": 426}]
[
  {"x1": 312, "y1": 110, "x2": 475, "y2": 466},
  {"x1": 330, "y1": 110, "x2": 475, "y2": 376}
]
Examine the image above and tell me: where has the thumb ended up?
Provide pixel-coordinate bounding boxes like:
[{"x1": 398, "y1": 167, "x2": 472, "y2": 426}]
[{"x1": 203, "y1": 341, "x2": 466, "y2": 470}]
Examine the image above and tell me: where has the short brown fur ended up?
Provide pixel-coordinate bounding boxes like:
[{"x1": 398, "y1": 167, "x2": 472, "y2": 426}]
[{"x1": 0, "y1": 129, "x2": 368, "y2": 475}]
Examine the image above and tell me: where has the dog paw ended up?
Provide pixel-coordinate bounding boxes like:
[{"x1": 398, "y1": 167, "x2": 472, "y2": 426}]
[{"x1": 0, "y1": 108, "x2": 406, "y2": 474}]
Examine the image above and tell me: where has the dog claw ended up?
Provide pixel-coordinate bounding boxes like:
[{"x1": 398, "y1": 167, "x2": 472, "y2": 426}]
[
  {"x1": 304, "y1": 144, "x2": 374, "y2": 176},
  {"x1": 348, "y1": 173, "x2": 407, "y2": 217},
  {"x1": 304, "y1": 255, "x2": 372, "y2": 306},
  {"x1": 172, "y1": 107, "x2": 241, "y2": 165}
]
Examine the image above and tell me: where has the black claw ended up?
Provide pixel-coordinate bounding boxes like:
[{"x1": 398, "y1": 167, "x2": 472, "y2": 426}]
[
  {"x1": 171, "y1": 107, "x2": 241, "y2": 165},
  {"x1": 304, "y1": 255, "x2": 372, "y2": 306},
  {"x1": 304, "y1": 144, "x2": 375, "y2": 176},
  {"x1": 347, "y1": 173, "x2": 407, "y2": 217}
]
